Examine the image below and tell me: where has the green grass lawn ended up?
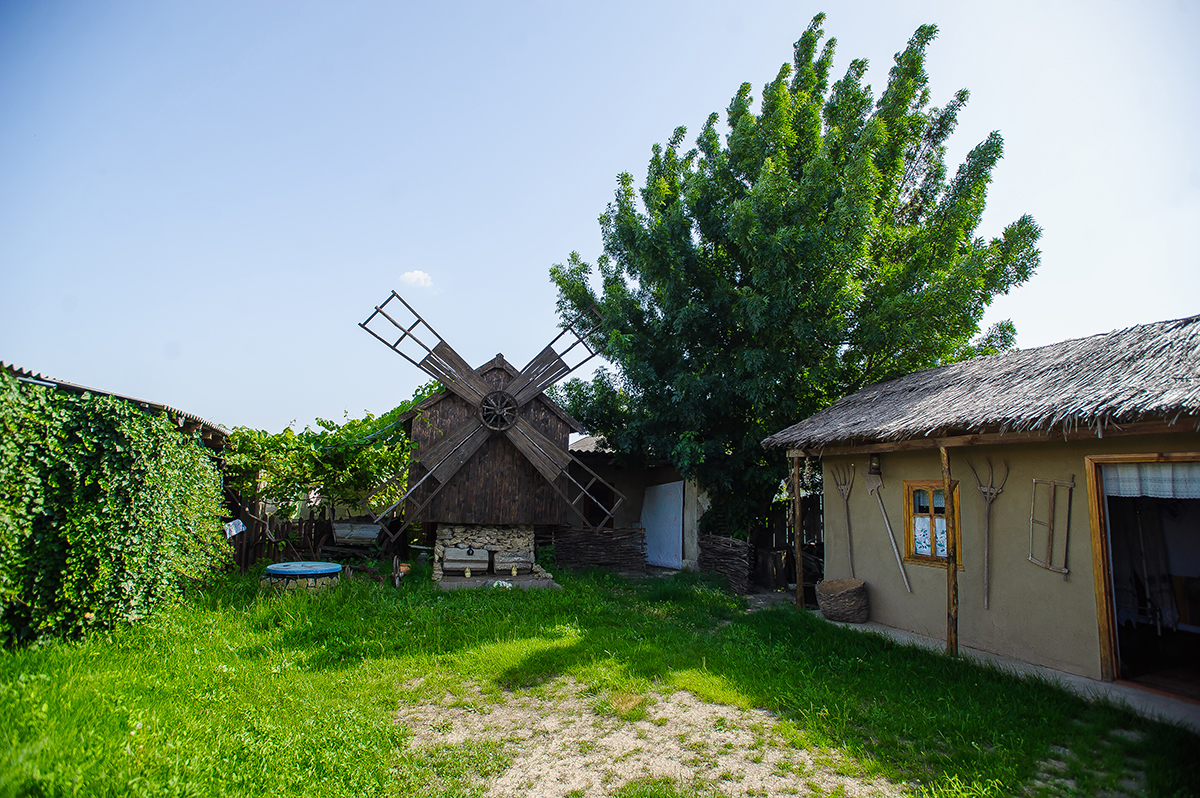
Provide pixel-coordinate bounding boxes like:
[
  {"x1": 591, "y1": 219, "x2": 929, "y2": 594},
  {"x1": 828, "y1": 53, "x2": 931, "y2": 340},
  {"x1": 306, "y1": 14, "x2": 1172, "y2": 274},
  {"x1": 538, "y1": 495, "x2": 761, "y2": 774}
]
[{"x1": 1, "y1": 565, "x2": 1197, "y2": 797}]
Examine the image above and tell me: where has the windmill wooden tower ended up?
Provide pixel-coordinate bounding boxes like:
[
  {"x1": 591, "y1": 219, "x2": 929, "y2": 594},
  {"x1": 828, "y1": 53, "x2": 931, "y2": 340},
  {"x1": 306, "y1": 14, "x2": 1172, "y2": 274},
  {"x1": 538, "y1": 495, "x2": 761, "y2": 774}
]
[{"x1": 360, "y1": 291, "x2": 625, "y2": 581}]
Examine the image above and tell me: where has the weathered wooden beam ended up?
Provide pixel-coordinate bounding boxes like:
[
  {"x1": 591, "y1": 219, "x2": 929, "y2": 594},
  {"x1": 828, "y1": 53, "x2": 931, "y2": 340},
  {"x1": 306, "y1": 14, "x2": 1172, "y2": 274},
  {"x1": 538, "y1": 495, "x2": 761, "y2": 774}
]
[
  {"x1": 786, "y1": 417, "x2": 1200, "y2": 458},
  {"x1": 792, "y1": 454, "x2": 802, "y2": 610},
  {"x1": 940, "y1": 446, "x2": 958, "y2": 657}
]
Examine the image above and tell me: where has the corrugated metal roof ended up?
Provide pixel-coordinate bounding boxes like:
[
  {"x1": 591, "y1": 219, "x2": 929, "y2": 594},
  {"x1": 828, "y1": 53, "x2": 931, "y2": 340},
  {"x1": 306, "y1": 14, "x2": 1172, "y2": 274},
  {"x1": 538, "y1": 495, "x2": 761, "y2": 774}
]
[
  {"x1": 569, "y1": 435, "x2": 612, "y2": 454},
  {"x1": 2, "y1": 361, "x2": 229, "y2": 441}
]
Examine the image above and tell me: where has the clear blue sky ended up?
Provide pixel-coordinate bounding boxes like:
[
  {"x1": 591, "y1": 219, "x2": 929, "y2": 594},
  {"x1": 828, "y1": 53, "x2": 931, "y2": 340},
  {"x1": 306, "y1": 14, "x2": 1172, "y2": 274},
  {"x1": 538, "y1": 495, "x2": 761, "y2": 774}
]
[{"x1": 2, "y1": 1, "x2": 1197, "y2": 432}]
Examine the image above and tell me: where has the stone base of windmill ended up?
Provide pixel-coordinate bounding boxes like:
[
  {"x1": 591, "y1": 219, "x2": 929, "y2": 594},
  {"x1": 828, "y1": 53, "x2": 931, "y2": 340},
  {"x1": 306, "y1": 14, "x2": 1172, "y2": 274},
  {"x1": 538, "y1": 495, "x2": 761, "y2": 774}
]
[{"x1": 432, "y1": 523, "x2": 560, "y2": 590}]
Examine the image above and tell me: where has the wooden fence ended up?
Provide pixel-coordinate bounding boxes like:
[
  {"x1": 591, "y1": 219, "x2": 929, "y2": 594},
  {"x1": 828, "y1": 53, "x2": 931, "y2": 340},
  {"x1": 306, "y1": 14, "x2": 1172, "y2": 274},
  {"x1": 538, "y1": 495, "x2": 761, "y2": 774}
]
[
  {"x1": 700, "y1": 497, "x2": 825, "y2": 598},
  {"x1": 229, "y1": 515, "x2": 333, "y2": 572},
  {"x1": 225, "y1": 489, "x2": 348, "y2": 571},
  {"x1": 698, "y1": 534, "x2": 752, "y2": 594},
  {"x1": 538, "y1": 526, "x2": 647, "y2": 574}
]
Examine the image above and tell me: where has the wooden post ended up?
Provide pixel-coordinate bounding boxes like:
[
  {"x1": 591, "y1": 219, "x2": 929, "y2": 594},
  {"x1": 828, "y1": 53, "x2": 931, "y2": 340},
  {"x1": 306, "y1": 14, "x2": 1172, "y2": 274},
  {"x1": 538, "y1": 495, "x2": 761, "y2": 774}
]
[
  {"x1": 940, "y1": 446, "x2": 958, "y2": 656},
  {"x1": 793, "y1": 454, "x2": 802, "y2": 608}
]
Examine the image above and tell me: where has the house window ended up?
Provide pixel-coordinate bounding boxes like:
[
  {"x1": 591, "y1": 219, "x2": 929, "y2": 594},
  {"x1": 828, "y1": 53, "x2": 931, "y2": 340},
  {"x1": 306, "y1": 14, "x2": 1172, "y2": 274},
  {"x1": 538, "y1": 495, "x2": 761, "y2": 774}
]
[{"x1": 903, "y1": 480, "x2": 962, "y2": 568}]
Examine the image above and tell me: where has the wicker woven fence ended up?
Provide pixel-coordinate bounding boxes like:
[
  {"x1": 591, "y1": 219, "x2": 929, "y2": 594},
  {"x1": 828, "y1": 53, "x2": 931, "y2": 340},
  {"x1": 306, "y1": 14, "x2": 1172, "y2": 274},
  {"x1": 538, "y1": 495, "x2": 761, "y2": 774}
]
[
  {"x1": 698, "y1": 534, "x2": 751, "y2": 594},
  {"x1": 538, "y1": 527, "x2": 647, "y2": 574}
]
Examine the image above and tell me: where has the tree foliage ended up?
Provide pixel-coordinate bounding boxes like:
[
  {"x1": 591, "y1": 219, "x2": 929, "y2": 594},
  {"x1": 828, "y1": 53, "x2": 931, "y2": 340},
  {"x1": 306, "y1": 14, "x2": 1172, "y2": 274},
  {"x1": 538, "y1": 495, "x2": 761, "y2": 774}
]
[
  {"x1": 0, "y1": 372, "x2": 227, "y2": 644},
  {"x1": 224, "y1": 382, "x2": 440, "y2": 518},
  {"x1": 550, "y1": 16, "x2": 1041, "y2": 535}
]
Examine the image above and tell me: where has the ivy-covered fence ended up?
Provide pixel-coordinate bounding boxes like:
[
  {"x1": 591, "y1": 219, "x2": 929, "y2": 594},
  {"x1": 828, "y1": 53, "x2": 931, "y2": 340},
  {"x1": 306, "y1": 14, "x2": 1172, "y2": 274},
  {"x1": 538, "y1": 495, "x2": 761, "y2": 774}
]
[{"x1": 0, "y1": 372, "x2": 228, "y2": 644}]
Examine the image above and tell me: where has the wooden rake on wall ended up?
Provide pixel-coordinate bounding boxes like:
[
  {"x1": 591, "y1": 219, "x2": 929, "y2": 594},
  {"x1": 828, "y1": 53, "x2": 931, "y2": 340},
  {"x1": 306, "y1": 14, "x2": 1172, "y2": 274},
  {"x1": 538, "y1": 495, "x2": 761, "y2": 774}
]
[{"x1": 359, "y1": 291, "x2": 625, "y2": 540}]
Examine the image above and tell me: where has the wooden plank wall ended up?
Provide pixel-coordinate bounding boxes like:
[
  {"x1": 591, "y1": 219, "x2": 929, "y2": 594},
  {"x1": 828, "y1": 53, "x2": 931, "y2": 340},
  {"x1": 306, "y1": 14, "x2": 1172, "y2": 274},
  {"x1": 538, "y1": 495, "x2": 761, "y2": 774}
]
[{"x1": 409, "y1": 364, "x2": 571, "y2": 525}]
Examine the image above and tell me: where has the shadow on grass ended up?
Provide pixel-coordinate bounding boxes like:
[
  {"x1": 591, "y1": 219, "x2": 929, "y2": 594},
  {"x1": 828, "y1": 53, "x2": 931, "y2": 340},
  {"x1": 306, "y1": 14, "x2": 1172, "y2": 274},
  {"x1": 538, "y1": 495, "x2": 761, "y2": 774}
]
[
  {"x1": 483, "y1": 573, "x2": 1200, "y2": 795},
  {"x1": 189, "y1": 566, "x2": 1200, "y2": 795}
]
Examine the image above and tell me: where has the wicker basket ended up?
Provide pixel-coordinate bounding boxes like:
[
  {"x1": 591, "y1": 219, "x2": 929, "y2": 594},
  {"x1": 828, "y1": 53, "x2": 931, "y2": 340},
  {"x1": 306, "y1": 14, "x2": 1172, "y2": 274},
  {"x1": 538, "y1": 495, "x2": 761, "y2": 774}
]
[{"x1": 816, "y1": 578, "x2": 868, "y2": 623}]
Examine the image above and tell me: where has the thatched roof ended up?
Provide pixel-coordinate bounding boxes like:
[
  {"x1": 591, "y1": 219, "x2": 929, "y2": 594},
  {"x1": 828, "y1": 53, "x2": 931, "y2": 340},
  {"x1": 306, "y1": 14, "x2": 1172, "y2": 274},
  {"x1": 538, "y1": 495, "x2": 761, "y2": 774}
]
[{"x1": 762, "y1": 315, "x2": 1200, "y2": 452}]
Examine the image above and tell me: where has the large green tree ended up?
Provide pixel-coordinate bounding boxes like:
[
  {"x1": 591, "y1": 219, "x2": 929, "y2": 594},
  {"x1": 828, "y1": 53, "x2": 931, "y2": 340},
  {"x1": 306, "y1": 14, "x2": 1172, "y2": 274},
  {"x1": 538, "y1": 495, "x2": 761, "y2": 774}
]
[{"x1": 550, "y1": 15, "x2": 1041, "y2": 535}]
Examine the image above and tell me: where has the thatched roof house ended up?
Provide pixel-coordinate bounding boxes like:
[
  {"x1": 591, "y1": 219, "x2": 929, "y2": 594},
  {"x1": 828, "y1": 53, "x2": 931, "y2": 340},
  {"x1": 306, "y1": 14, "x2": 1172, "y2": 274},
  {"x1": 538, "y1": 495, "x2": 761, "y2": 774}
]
[
  {"x1": 764, "y1": 314, "x2": 1200, "y2": 455},
  {"x1": 761, "y1": 316, "x2": 1200, "y2": 697}
]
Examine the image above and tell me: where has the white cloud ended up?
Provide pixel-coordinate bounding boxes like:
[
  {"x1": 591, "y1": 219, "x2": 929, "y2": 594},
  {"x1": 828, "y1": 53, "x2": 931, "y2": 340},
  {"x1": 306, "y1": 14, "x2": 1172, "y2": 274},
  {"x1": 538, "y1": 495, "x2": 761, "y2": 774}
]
[{"x1": 400, "y1": 270, "x2": 433, "y2": 289}]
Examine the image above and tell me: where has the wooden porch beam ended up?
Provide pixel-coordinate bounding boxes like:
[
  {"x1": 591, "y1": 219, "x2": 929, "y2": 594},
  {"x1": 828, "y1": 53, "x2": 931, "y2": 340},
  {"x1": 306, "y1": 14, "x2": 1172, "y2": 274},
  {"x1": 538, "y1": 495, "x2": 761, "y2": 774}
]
[{"x1": 786, "y1": 417, "x2": 1200, "y2": 459}]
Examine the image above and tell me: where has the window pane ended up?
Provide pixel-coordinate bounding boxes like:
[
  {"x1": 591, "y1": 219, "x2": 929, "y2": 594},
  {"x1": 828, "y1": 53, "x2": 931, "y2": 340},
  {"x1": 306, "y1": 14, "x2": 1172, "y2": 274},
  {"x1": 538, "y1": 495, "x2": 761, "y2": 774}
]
[
  {"x1": 935, "y1": 517, "x2": 947, "y2": 558},
  {"x1": 914, "y1": 516, "x2": 932, "y2": 556},
  {"x1": 914, "y1": 489, "x2": 929, "y2": 515},
  {"x1": 933, "y1": 489, "x2": 945, "y2": 515}
]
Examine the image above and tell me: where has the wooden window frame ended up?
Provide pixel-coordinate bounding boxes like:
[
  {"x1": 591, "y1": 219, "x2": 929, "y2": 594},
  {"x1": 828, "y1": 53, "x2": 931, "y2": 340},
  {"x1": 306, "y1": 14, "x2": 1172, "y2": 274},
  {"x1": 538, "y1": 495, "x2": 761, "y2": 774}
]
[{"x1": 902, "y1": 480, "x2": 963, "y2": 569}]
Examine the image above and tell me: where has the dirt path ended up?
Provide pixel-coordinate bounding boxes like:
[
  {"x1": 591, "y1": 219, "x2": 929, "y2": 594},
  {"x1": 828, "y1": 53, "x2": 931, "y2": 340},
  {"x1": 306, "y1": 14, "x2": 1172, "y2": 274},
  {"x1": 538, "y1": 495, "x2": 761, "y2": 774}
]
[{"x1": 398, "y1": 678, "x2": 902, "y2": 798}]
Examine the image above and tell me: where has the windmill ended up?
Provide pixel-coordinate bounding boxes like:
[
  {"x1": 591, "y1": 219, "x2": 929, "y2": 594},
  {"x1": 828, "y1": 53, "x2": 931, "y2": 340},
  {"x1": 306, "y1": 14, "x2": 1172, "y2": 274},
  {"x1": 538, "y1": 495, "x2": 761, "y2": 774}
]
[{"x1": 359, "y1": 291, "x2": 625, "y2": 547}]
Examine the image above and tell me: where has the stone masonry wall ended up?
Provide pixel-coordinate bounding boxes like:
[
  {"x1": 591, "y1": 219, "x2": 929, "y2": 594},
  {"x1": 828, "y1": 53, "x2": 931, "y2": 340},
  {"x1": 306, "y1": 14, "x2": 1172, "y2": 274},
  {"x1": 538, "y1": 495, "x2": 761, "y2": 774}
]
[{"x1": 433, "y1": 524, "x2": 552, "y2": 581}]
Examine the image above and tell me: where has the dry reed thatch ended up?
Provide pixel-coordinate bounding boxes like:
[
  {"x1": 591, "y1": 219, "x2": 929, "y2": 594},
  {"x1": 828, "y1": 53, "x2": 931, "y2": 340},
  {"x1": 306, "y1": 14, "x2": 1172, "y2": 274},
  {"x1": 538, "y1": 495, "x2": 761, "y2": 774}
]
[{"x1": 763, "y1": 315, "x2": 1200, "y2": 451}]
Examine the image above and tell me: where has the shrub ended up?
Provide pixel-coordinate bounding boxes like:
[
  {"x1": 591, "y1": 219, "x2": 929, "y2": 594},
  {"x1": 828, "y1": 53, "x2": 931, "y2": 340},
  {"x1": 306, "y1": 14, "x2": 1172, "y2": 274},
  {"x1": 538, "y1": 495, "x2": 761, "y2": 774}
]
[
  {"x1": 0, "y1": 371, "x2": 228, "y2": 644},
  {"x1": 223, "y1": 381, "x2": 440, "y2": 519}
]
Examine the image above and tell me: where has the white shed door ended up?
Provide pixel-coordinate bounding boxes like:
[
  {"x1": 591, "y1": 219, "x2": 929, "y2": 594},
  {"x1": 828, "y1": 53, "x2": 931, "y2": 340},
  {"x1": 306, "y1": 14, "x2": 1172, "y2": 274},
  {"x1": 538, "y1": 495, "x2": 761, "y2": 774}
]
[{"x1": 641, "y1": 481, "x2": 684, "y2": 568}]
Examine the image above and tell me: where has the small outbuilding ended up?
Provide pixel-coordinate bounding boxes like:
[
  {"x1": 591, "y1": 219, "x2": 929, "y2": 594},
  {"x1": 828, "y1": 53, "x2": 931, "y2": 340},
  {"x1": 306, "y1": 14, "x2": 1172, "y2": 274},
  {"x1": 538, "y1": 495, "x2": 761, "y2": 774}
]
[
  {"x1": 567, "y1": 435, "x2": 707, "y2": 571},
  {"x1": 763, "y1": 315, "x2": 1200, "y2": 698}
]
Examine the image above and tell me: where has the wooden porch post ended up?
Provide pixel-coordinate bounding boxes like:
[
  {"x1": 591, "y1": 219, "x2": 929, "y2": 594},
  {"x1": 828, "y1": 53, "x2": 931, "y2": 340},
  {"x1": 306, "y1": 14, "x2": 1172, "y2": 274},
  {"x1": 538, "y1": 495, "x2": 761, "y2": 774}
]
[
  {"x1": 940, "y1": 446, "x2": 959, "y2": 655},
  {"x1": 793, "y1": 452, "x2": 802, "y2": 608}
]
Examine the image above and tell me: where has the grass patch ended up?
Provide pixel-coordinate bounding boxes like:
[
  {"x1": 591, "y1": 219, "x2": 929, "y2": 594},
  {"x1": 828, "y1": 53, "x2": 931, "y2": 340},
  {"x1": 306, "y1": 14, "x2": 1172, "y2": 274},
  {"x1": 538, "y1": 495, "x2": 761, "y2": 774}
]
[
  {"x1": 614, "y1": 776, "x2": 725, "y2": 797},
  {"x1": 596, "y1": 689, "x2": 650, "y2": 722},
  {"x1": 0, "y1": 566, "x2": 1196, "y2": 796}
]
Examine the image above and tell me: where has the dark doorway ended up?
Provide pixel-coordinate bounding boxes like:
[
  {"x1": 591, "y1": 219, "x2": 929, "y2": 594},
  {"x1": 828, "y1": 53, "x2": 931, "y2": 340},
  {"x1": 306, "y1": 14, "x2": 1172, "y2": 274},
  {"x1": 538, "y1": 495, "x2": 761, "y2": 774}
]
[
  {"x1": 1106, "y1": 495, "x2": 1200, "y2": 701},
  {"x1": 583, "y1": 482, "x2": 616, "y2": 529}
]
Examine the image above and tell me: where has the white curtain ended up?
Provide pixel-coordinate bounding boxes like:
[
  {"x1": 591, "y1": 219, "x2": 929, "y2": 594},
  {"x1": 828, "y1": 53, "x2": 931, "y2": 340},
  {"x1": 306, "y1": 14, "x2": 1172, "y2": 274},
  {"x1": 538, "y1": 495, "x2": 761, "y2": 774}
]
[
  {"x1": 1101, "y1": 462, "x2": 1197, "y2": 631},
  {"x1": 1102, "y1": 462, "x2": 1200, "y2": 499}
]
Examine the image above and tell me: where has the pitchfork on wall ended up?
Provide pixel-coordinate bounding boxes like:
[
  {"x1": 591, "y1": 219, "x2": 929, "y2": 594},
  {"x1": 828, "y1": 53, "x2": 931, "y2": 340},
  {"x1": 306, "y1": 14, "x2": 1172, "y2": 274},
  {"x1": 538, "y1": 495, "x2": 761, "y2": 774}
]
[
  {"x1": 359, "y1": 291, "x2": 625, "y2": 538},
  {"x1": 967, "y1": 458, "x2": 1008, "y2": 610},
  {"x1": 831, "y1": 464, "x2": 855, "y2": 578}
]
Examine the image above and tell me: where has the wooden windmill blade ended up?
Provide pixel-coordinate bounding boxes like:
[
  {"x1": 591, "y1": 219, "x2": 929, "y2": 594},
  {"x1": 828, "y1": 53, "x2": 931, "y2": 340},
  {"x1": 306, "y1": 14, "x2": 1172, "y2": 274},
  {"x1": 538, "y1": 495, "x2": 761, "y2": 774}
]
[
  {"x1": 566, "y1": 456, "x2": 627, "y2": 530},
  {"x1": 504, "y1": 416, "x2": 575, "y2": 483},
  {"x1": 360, "y1": 291, "x2": 491, "y2": 403},
  {"x1": 360, "y1": 292, "x2": 624, "y2": 532},
  {"x1": 505, "y1": 308, "x2": 604, "y2": 406},
  {"x1": 504, "y1": 417, "x2": 627, "y2": 532},
  {"x1": 423, "y1": 420, "x2": 491, "y2": 484},
  {"x1": 362, "y1": 420, "x2": 491, "y2": 539}
]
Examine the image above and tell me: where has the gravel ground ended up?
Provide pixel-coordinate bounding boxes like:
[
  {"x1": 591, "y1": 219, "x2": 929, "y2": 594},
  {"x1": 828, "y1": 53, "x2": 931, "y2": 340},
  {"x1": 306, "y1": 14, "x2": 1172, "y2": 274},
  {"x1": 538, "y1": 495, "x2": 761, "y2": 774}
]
[{"x1": 397, "y1": 677, "x2": 903, "y2": 798}]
